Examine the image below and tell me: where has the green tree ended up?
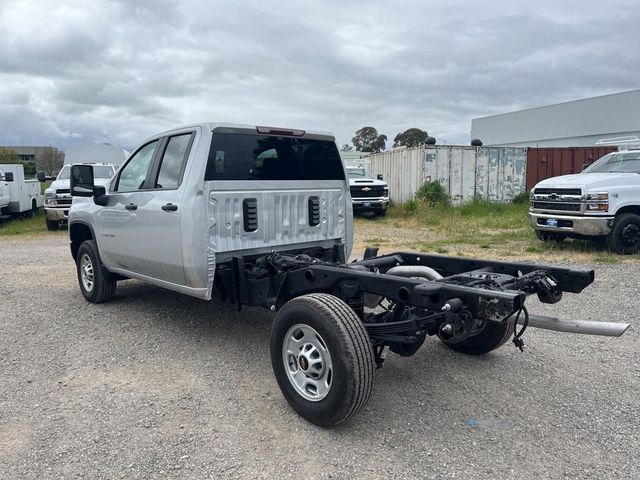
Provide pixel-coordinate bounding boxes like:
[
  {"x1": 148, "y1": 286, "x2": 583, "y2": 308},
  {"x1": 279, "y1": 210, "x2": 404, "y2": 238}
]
[
  {"x1": 340, "y1": 144, "x2": 354, "y2": 152},
  {"x1": 0, "y1": 148, "x2": 19, "y2": 164},
  {"x1": 352, "y1": 127, "x2": 387, "y2": 153},
  {"x1": 393, "y1": 128, "x2": 429, "y2": 148},
  {"x1": 0, "y1": 148, "x2": 36, "y2": 175}
]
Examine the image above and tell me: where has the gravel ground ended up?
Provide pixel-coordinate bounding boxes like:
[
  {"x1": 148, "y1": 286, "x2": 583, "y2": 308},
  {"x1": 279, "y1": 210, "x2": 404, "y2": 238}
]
[{"x1": 0, "y1": 235, "x2": 638, "y2": 479}]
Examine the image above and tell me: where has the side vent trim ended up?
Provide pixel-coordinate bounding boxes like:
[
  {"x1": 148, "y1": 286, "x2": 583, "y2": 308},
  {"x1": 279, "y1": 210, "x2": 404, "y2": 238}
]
[
  {"x1": 308, "y1": 196, "x2": 320, "y2": 226},
  {"x1": 243, "y1": 198, "x2": 258, "y2": 232}
]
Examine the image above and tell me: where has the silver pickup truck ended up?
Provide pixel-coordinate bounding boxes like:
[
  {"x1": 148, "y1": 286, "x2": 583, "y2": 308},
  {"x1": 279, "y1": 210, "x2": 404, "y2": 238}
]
[{"x1": 68, "y1": 123, "x2": 628, "y2": 426}]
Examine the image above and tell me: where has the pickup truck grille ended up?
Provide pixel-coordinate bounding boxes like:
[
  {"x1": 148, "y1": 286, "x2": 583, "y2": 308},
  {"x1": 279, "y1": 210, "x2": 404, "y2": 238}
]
[
  {"x1": 350, "y1": 186, "x2": 385, "y2": 198},
  {"x1": 56, "y1": 198, "x2": 72, "y2": 206},
  {"x1": 533, "y1": 188, "x2": 582, "y2": 196},
  {"x1": 530, "y1": 187, "x2": 585, "y2": 214},
  {"x1": 532, "y1": 201, "x2": 581, "y2": 212},
  {"x1": 56, "y1": 189, "x2": 71, "y2": 194}
]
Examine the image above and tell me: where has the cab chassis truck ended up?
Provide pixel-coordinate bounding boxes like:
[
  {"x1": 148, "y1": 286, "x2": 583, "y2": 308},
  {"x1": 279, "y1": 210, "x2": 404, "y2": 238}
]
[{"x1": 68, "y1": 123, "x2": 629, "y2": 426}]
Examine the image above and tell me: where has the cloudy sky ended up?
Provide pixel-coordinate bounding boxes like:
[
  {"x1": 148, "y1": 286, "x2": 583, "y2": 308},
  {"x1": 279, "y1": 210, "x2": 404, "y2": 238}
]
[{"x1": 1, "y1": 0, "x2": 639, "y2": 151}]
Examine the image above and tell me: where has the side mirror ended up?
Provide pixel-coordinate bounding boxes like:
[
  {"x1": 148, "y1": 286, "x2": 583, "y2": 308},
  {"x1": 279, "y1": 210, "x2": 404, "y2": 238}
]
[
  {"x1": 37, "y1": 171, "x2": 46, "y2": 182},
  {"x1": 377, "y1": 174, "x2": 384, "y2": 181},
  {"x1": 4, "y1": 172, "x2": 14, "y2": 182},
  {"x1": 70, "y1": 164, "x2": 96, "y2": 197},
  {"x1": 582, "y1": 163, "x2": 589, "y2": 171}
]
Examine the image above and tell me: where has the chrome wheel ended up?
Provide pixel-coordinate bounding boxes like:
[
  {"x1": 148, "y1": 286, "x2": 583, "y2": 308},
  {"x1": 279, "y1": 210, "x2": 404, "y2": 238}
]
[
  {"x1": 80, "y1": 253, "x2": 94, "y2": 292},
  {"x1": 282, "y1": 323, "x2": 333, "y2": 402}
]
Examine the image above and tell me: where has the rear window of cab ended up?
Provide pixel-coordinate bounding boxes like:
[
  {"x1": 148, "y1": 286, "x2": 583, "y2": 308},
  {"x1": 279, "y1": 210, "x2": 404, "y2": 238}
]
[{"x1": 205, "y1": 133, "x2": 345, "y2": 181}]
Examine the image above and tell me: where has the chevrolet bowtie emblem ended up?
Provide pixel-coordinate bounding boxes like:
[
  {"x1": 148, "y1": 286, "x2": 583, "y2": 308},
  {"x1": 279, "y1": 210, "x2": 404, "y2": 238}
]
[{"x1": 362, "y1": 187, "x2": 371, "y2": 192}]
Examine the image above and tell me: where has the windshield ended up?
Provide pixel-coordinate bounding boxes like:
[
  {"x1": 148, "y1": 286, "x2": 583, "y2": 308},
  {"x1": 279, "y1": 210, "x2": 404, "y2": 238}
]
[
  {"x1": 57, "y1": 166, "x2": 70, "y2": 180},
  {"x1": 93, "y1": 166, "x2": 114, "y2": 178},
  {"x1": 583, "y1": 152, "x2": 640, "y2": 174},
  {"x1": 57, "y1": 165, "x2": 113, "y2": 180},
  {"x1": 347, "y1": 168, "x2": 370, "y2": 179}
]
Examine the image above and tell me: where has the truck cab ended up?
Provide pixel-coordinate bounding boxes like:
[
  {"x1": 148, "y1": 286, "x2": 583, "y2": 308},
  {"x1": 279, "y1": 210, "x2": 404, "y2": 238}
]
[
  {"x1": 529, "y1": 149, "x2": 640, "y2": 254},
  {"x1": 0, "y1": 167, "x2": 10, "y2": 211},
  {"x1": 69, "y1": 123, "x2": 352, "y2": 298}
]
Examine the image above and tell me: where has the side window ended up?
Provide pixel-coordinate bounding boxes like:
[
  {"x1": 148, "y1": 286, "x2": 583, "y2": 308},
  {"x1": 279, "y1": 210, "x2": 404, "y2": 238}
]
[
  {"x1": 115, "y1": 140, "x2": 158, "y2": 192},
  {"x1": 155, "y1": 133, "x2": 193, "y2": 189}
]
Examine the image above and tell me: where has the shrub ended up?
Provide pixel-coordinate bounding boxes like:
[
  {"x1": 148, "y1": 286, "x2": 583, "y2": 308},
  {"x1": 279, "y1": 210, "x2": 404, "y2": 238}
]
[
  {"x1": 511, "y1": 191, "x2": 530, "y2": 204},
  {"x1": 416, "y1": 180, "x2": 449, "y2": 207},
  {"x1": 403, "y1": 198, "x2": 419, "y2": 215}
]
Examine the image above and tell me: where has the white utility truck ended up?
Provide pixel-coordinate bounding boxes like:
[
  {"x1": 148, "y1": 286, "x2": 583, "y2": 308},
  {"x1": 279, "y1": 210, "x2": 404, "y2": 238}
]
[
  {"x1": 0, "y1": 164, "x2": 43, "y2": 219},
  {"x1": 41, "y1": 144, "x2": 127, "y2": 230},
  {"x1": 529, "y1": 148, "x2": 640, "y2": 254}
]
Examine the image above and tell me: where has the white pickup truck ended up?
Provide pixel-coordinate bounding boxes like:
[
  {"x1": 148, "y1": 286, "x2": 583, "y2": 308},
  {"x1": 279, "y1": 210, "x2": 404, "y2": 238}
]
[
  {"x1": 43, "y1": 163, "x2": 117, "y2": 231},
  {"x1": 40, "y1": 144, "x2": 127, "y2": 230},
  {"x1": 345, "y1": 165, "x2": 389, "y2": 216},
  {"x1": 529, "y1": 149, "x2": 640, "y2": 254},
  {"x1": 0, "y1": 164, "x2": 43, "y2": 219}
]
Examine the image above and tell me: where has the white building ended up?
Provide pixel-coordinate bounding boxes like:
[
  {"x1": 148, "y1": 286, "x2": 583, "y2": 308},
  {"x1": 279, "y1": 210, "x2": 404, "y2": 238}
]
[{"x1": 471, "y1": 89, "x2": 640, "y2": 147}]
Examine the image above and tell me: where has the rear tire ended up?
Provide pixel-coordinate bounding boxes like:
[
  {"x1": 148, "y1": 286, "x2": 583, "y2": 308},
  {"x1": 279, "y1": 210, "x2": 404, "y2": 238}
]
[
  {"x1": 439, "y1": 319, "x2": 513, "y2": 355},
  {"x1": 76, "y1": 240, "x2": 117, "y2": 303},
  {"x1": 270, "y1": 293, "x2": 375, "y2": 426},
  {"x1": 535, "y1": 230, "x2": 566, "y2": 242},
  {"x1": 27, "y1": 199, "x2": 38, "y2": 217},
  {"x1": 606, "y1": 213, "x2": 640, "y2": 255},
  {"x1": 46, "y1": 219, "x2": 59, "y2": 231}
]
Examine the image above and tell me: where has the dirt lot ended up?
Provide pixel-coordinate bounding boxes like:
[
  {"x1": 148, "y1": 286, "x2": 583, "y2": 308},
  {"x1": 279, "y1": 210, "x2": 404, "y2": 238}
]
[{"x1": 1, "y1": 232, "x2": 639, "y2": 480}]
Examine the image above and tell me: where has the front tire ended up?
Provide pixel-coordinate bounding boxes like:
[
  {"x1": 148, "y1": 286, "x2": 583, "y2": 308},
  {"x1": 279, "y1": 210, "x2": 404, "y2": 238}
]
[
  {"x1": 270, "y1": 294, "x2": 375, "y2": 426},
  {"x1": 46, "y1": 219, "x2": 59, "y2": 231},
  {"x1": 606, "y1": 213, "x2": 640, "y2": 254},
  {"x1": 76, "y1": 240, "x2": 117, "y2": 303},
  {"x1": 374, "y1": 208, "x2": 387, "y2": 217}
]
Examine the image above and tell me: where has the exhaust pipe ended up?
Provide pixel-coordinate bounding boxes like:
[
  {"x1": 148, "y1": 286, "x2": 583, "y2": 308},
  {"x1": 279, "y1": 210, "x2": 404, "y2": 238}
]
[
  {"x1": 363, "y1": 266, "x2": 443, "y2": 308},
  {"x1": 520, "y1": 314, "x2": 630, "y2": 337}
]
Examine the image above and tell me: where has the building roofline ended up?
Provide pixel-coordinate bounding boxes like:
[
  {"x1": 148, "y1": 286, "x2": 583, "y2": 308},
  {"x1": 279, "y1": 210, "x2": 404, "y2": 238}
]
[{"x1": 473, "y1": 88, "x2": 640, "y2": 122}]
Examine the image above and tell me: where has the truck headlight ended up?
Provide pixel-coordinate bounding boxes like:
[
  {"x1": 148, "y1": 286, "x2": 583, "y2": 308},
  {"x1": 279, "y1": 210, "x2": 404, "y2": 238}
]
[
  {"x1": 586, "y1": 192, "x2": 608, "y2": 201},
  {"x1": 585, "y1": 192, "x2": 608, "y2": 212},
  {"x1": 383, "y1": 188, "x2": 389, "y2": 197},
  {"x1": 45, "y1": 198, "x2": 56, "y2": 206}
]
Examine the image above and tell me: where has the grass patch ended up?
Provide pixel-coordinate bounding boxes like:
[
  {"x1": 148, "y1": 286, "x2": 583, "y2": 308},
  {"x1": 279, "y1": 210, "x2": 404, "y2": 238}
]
[
  {"x1": 0, "y1": 210, "x2": 55, "y2": 236},
  {"x1": 388, "y1": 198, "x2": 530, "y2": 247},
  {"x1": 371, "y1": 196, "x2": 640, "y2": 263}
]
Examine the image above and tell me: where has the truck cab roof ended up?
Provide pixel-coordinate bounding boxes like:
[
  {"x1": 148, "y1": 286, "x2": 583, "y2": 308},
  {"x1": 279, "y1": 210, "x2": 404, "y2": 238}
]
[{"x1": 146, "y1": 123, "x2": 336, "y2": 144}]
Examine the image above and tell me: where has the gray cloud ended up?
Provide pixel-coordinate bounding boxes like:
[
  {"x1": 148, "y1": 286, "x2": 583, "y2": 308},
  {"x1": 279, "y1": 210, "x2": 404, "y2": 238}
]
[{"x1": 0, "y1": 0, "x2": 639, "y2": 151}]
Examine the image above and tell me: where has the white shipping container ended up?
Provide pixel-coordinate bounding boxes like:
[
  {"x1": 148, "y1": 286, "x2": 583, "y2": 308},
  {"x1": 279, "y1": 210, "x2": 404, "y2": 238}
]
[{"x1": 368, "y1": 146, "x2": 527, "y2": 205}]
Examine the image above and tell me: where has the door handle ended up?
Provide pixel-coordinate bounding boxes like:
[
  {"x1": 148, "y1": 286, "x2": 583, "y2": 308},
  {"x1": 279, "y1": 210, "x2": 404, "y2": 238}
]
[
  {"x1": 161, "y1": 203, "x2": 178, "y2": 212},
  {"x1": 125, "y1": 203, "x2": 137, "y2": 211}
]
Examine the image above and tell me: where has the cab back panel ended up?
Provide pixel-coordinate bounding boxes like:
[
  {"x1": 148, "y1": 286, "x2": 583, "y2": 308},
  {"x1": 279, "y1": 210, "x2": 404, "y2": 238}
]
[{"x1": 206, "y1": 181, "x2": 347, "y2": 257}]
